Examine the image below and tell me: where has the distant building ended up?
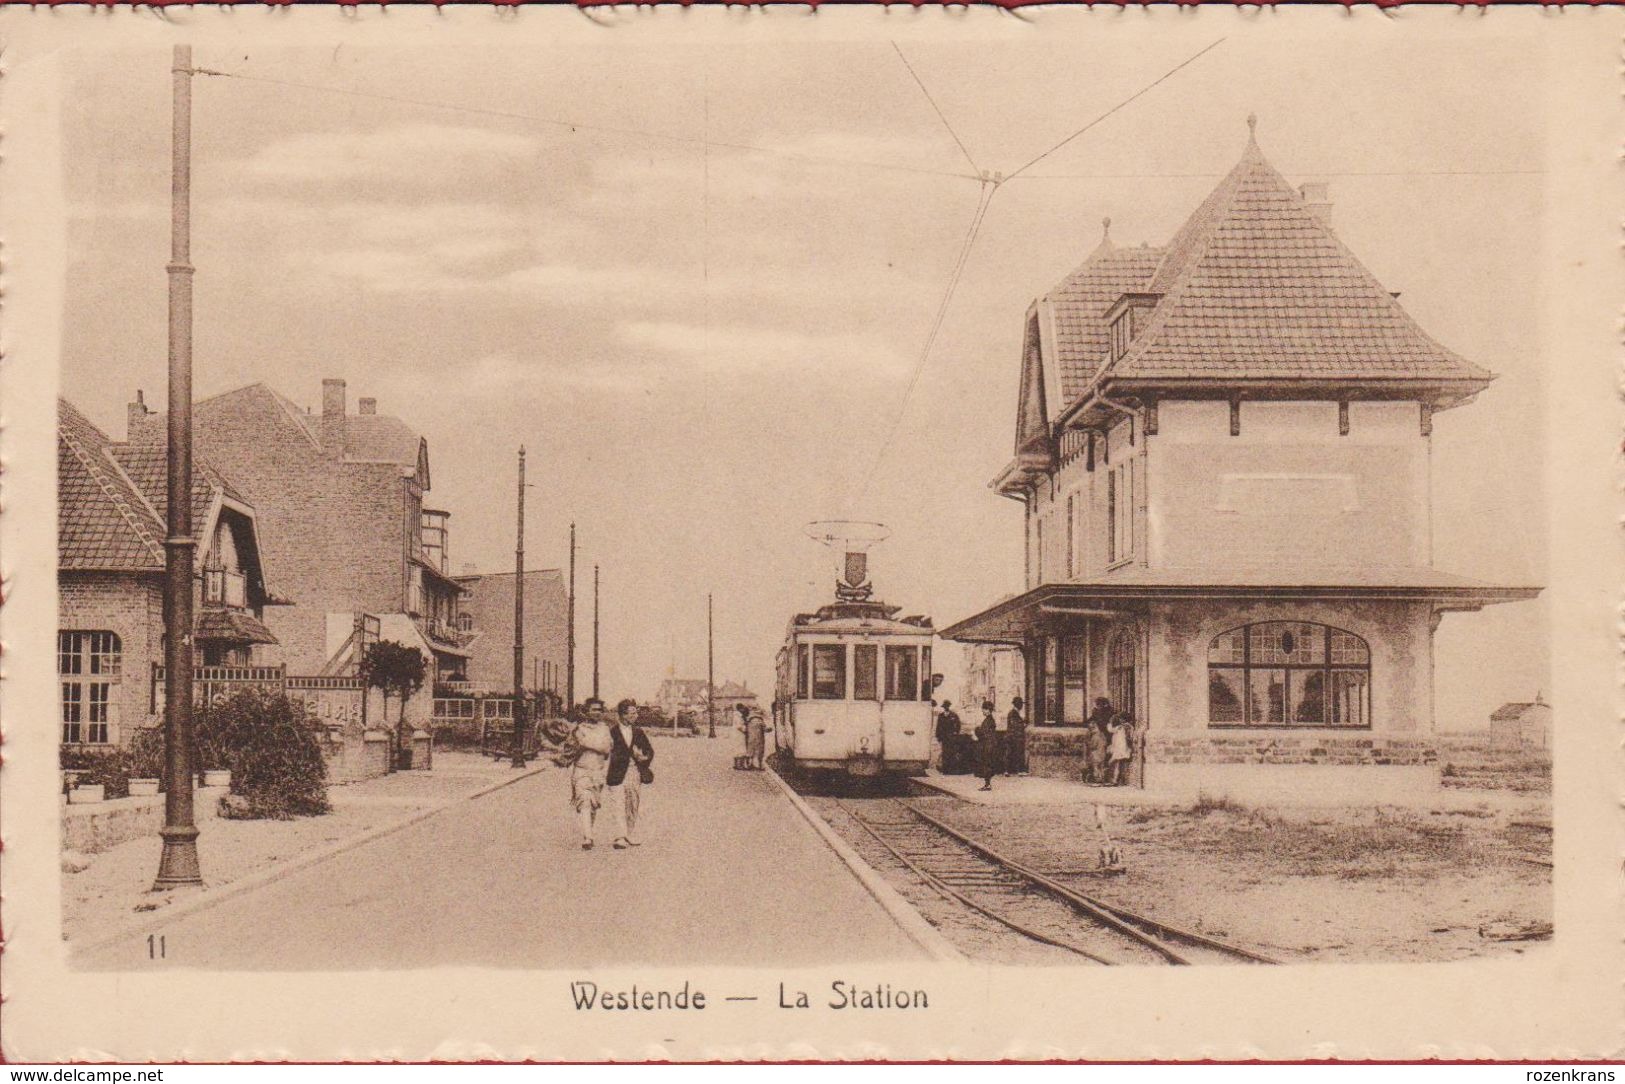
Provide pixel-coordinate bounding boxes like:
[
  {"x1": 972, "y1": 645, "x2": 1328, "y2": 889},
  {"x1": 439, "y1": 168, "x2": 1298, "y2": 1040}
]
[
  {"x1": 962, "y1": 645, "x2": 1025, "y2": 715},
  {"x1": 653, "y1": 677, "x2": 759, "y2": 725},
  {"x1": 1490, "y1": 696, "x2": 1552, "y2": 749},
  {"x1": 944, "y1": 122, "x2": 1540, "y2": 795},
  {"x1": 58, "y1": 399, "x2": 279, "y2": 749},
  {"x1": 127, "y1": 379, "x2": 472, "y2": 687},
  {"x1": 454, "y1": 569, "x2": 568, "y2": 703}
]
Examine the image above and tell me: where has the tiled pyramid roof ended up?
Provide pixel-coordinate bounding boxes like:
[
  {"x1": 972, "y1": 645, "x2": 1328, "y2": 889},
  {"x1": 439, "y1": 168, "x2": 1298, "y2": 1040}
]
[
  {"x1": 1044, "y1": 127, "x2": 1492, "y2": 405},
  {"x1": 58, "y1": 399, "x2": 165, "y2": 571},
  {"x1": 1043, "y1": 235, "x2": 1165, "y2": 403}
]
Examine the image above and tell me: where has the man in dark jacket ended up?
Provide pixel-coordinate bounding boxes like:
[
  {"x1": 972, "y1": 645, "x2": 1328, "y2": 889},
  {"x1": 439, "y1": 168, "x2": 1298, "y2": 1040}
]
[
  {"x1": 935, "y1": 700, "x2": 963, "y2": 772},
  {"x1": 608, "y1": 698, "x2": 655, "y2": 850},
  {"x1": 975, "y1": 701, "x2": 999, "y2": 791}
]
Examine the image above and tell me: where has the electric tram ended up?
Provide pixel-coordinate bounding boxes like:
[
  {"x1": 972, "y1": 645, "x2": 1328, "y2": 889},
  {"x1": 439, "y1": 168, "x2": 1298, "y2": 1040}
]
[{"x1": 773, "y1": 524, "x2": 938, "y2": 779}]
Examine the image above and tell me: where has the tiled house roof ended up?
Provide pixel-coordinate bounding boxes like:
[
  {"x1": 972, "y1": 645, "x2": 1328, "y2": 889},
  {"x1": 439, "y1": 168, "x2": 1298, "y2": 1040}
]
[
  {"x1": 110, "y1": 445, "x2": 240, "y2": 533},
  {"x1": 1043, "y1": 239, "x2": 1166, "y2": 404},
  {"x1": 58, "y1": 399, "x2": 165, "y2": 571},
  {"x1": 344, "y1": 414, "x2": 423, "y2": 474},
  {"x1": 1042, "y1": 129, "x2": 1492, "y2": 408}
]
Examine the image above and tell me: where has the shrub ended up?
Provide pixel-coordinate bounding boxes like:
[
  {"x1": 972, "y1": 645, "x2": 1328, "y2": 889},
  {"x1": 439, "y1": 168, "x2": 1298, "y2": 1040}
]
[
  {"x1": 127, "y1": 727, "x2": 166, "y2": 781},
  {"x1": 60, "y1": 746, "x2": 132, "y2": 799},
  {"x1": 197, "y1": 687, "x2": 331, "y2": 820}
]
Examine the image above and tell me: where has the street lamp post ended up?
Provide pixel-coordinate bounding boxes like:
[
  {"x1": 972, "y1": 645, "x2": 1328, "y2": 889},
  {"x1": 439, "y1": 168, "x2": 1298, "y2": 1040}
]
[
  {"x1": 153, "y1": 44, "x2": 202, "y2": 890},
  {"x1": 510, "y1": 448, "x2": 528, "y2": 769}
]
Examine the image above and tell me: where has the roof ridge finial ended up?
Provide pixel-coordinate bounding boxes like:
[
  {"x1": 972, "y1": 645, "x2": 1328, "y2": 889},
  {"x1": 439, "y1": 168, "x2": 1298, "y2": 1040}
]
[
  {"x1": 1102, "y1": 216, "x2": 1112, "y2": 239},
  {"x1": 1246, "y1": 112, "x2": 1258, "y2": 146}
]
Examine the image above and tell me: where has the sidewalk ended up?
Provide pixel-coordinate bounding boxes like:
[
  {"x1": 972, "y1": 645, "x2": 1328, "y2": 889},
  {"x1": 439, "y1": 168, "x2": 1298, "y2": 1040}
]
[{"x1": 62, "y1": 751, "x2": 543, "y2": 948}]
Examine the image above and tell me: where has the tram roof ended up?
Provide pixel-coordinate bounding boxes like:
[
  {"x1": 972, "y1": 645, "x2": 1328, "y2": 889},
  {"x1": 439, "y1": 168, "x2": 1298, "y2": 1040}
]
[{"x1": 786, "y1": 600, "x2": 935, "y2": 639}]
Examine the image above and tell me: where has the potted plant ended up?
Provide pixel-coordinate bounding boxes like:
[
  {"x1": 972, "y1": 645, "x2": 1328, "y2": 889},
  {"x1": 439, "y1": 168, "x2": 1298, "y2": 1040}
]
[
  {"x1": 127, "y1": 726, "x2": 164, "y2": 797},
  {"x1": 193, "y1": 712, "x2": 232, "y2": 788}
]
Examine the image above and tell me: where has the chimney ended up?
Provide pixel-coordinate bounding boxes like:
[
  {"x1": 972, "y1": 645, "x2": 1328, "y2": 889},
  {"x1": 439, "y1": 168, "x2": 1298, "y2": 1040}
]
[
  {"x1": 1298, "y1": 182, "x2": 1332, "y2": 229},
  {"x1": 126, "y1": 389, "x2": 159, "y2": 444},
  {"x1": 321, "y1": 378, "x2": 347, "y2": 456},
  {"x1": 358, "y1": 397, "x2": 377, "y2": 416}
]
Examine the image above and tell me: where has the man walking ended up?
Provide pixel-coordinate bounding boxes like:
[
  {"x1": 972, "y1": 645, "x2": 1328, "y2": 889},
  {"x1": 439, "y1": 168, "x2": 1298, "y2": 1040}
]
[
  {"x1": 607, "y1": 698, "x2": 655, "y2": 850},
  {"x1": 1005, "y1": 696, "x2": 1028, "y2": 776}
]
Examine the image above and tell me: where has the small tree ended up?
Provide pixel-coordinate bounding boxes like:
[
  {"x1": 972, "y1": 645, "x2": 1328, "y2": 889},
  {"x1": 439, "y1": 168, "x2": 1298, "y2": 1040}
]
[
  {"x1": 362, "y1": 640, "x2": 428, "y2": 765},
  {"x1": 198, "y1": 687, "x2": 331, "y2": 819}
]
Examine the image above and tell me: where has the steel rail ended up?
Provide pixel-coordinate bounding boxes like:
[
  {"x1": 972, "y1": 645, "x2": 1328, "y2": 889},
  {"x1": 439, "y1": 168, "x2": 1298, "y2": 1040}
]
[
  {"x1": 900, "y1": 801, "x2": 1281, "y2": 966},
  {"x1": 833, "y1": 800, "x2": 1116, "y2": 965}
]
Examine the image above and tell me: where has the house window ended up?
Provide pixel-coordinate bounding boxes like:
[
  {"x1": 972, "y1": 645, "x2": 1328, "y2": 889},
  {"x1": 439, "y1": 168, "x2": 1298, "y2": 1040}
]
[
  {"x1": 853, "y1": 644, "x2": 878, "y2": 700},
  {"x1": 812, "y1": 644, "x2": 846, "y2": 700},
  {"x1": 1036, "y1": 519, "x2": 1045, "y2": 585},
  {"x1": 796, "y1": 644, "x2": 810, "y2": 699},
  {"x1": 60, "y1": 631, "x2": 121, "y2": 744},
  {"x1": 1061, "y1": 635, "x2": 1087, "y2": 724},
  {"x1": 1108, "y1": 460, "x2": 1134, "y2": 565},
  {"x1": 1207, "y1": 621, "x2": 1370, "y2": 728},
  {"x1": 1065, "y1": 495, "x2": 1075, "y2": 579},
  {"x1": 884, "y1": 645, "x2": 919, "y2": 701}
]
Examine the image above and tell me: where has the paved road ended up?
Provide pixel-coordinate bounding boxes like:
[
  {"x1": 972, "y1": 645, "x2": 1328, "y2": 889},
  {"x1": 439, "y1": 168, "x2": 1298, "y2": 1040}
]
[{"x1": 79, "y1": 737, "x2": 926, "y2": 970}]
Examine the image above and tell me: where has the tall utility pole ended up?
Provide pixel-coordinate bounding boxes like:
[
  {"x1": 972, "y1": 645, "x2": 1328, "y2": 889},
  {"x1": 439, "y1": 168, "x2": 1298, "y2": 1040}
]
[
  {"x1": 566, "y1": 523, "x2": 576, "y2": 713},
  {"x1": 707, "y1": 593, "x2": 716, "y2": 739},
  {"x1": 592, "y1": 564, "x2": 601, "y2": 701},
  {"x1": 153, "y1": 45, "x2": 202, "y2": 890},
  {"x1": 509, "y1": 448, "x2": 527, "y2": 769}
]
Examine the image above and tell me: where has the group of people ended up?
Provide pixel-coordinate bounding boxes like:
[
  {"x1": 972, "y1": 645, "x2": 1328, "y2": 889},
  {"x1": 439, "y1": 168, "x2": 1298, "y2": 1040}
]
[
  {"x1": 934, "y1": 694, "x2": 1136, "y2": 788},
  {"x1": 551, "y1": 697, "x2": 655, "y2": 852},
  {"x1": 1085, "y1": 696, "x2": 1135, "y2": 786},
  {"x1": 734, "y1": 702, "x2": 772, "y2": 770},
  {"x1": 934, "y1": 696, "x2": 1029, "y2": 792}
]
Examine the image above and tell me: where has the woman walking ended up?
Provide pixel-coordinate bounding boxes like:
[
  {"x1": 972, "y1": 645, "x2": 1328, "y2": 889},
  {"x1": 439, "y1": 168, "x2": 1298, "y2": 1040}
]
[
  {"x1": 556, "y1": 697, "x2": 614, "y2": 849},
  {"x1": 745, "y1": 709, "x2": 771, "y2": 770}
]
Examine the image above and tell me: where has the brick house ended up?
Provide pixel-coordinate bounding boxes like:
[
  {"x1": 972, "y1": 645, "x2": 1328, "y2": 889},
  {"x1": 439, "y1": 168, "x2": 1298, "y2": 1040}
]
[
  {"x1": 1489, "y1": 696, "x2": 1552, "y2": 749},
  {"x1": 127, "y1": 379, "x2": 473, "y2": 695},
  {"x1": 453, "y1": 568, "x2": 568, "y2": 704},
  {"x1": 58, "y1": 398, "x2": 279, "y2": 750},
  {"x1": 943, "y1": 123, "x2": 1540, "y2": 796}
]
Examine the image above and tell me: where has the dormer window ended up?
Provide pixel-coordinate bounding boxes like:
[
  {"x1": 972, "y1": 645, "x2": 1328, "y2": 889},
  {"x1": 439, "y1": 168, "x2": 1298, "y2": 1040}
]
[{"x1": 1103, "y1": 292, "x2": 1162, "y2": 363}]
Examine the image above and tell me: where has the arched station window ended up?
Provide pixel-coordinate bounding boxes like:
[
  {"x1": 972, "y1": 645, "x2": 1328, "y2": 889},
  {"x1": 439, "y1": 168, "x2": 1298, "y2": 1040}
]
[{"x1": 1207, "y1": 621, "x2": 1370, "y2": 728}]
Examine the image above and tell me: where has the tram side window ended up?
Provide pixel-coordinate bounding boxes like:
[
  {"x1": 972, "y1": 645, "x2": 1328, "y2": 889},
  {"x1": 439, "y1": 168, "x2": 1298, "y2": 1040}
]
[
  {"x1": 796, "y1": 644, "x2": 810, "y2": 699},
  {"x1": 885, "y1": 646, "x2": 919, "y2": 701},
  {"x1": 812, "y1": 644, "x2": 847, "y2": 699},
  {"x1": 853, "y1": 644, "x2": 878, "y2": 700}
]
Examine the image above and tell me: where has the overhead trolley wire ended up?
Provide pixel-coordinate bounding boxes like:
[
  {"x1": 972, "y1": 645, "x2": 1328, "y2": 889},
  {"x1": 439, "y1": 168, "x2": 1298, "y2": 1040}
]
[
  {"x1": 850, "y1": 37, "x2": 1228, "y2": 510},
  {"x1": 891, "y1": 42, "x2": 982, "y2": 177}
]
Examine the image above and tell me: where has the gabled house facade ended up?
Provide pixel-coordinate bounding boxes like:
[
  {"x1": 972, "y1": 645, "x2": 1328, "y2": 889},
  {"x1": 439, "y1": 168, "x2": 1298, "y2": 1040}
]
[
  {"x1": 127, "y1": 378, "x2": 473, "y2": 687},
  {"x1": 943, "y1": 123, "x2": 1540, "y2": 794},
  {"x1": 58, "y1": 399, "x2": 279, "y2": 749},
  {"x1": 453, "y1": 568, "x2": 568, "y2": 702}
]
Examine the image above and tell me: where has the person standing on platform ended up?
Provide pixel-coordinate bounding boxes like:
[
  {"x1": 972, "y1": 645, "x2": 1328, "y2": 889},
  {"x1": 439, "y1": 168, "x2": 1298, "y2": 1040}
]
[
  {"x1": 935, "y1": 700, "x2": 963, "y2": 772},
  {"x1": 1005, "y1": 696, "x2": 1028, "y2": 776},
  {"x1": 607, "y1": 698, "x2": 655, "y2": 849},
  {"x1": 1107, "y1": 710, "x2": 1133, "y2": 786},
  {"x1": 744, "y1": 708, "x2": 770, "y2": 770},
  {"x1": 975, "y1": 701, "x2": 999, "y2": 791},
  {"x1": 1085, "y1": 697, "x2": 1114, "y2": 785}
]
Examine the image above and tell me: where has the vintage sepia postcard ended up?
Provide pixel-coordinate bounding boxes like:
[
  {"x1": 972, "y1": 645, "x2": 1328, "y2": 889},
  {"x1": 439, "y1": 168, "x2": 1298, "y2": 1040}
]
[{"x1": 1, "y1": 5, "x2": 1620, "y2": 1063}]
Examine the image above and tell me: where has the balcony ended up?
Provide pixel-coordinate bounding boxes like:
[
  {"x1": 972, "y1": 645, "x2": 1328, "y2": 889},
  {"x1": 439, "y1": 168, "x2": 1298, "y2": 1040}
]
[
  {"x1": 419, "y1": 509, "x2": 451, "y2": 575},
  {"x1": 203, "y1": 568, "x2": 248, "y2": 610}
]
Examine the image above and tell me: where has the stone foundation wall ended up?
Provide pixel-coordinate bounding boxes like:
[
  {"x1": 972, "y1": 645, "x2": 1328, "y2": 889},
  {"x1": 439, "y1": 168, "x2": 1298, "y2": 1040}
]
[
  {"x1": 62, "y1": 784, "x2": 227, "y2": 856},
  {"x1": 1149, "y1": 734, "x2": 1437, "y2": 767}
]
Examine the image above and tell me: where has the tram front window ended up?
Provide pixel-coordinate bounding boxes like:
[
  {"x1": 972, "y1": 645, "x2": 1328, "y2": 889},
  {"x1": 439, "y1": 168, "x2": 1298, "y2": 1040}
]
[
  {"x1": 812, "y1": 644, "x2": 847, "y2": 699},
  {"x1": 854, "y1": 644, "x2": 878, "y2": 700},
  {"x1": 885, "y1": 645, "x2": 919, "y2": 701}
]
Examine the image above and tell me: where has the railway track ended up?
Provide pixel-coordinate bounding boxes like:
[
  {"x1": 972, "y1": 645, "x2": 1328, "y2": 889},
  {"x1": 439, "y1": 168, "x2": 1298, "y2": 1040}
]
[{"x1": 828, "y1": 796, "x2": 1279, "y2": 966}]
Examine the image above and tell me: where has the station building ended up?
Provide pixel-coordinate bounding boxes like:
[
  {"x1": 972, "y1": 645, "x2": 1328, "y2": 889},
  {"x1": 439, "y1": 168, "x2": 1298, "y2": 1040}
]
[{"x1": 942, "y1": 124, "x2": 1540, "y2": 797}]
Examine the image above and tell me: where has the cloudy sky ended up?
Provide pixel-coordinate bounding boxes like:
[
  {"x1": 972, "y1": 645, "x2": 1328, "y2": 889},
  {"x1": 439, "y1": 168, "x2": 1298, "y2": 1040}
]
[{"x1": 59, "y1": 29, "x2": 1547, "y2": 725}]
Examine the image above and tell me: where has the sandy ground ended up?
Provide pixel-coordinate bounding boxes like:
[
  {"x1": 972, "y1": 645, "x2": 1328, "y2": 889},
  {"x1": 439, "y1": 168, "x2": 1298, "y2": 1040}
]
[{"x1": 913, "y1": 792, "x2": 1551, "y2": 964}]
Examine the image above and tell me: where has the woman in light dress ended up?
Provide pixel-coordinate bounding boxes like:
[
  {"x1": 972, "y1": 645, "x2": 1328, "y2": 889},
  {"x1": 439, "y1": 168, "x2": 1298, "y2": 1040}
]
[
  {"x1": 1106, "y1": 711, "x2": 1133, "y2": 787},
  {"x1": 555, "y1": 697, "x2": 614, "y2": 849}
]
